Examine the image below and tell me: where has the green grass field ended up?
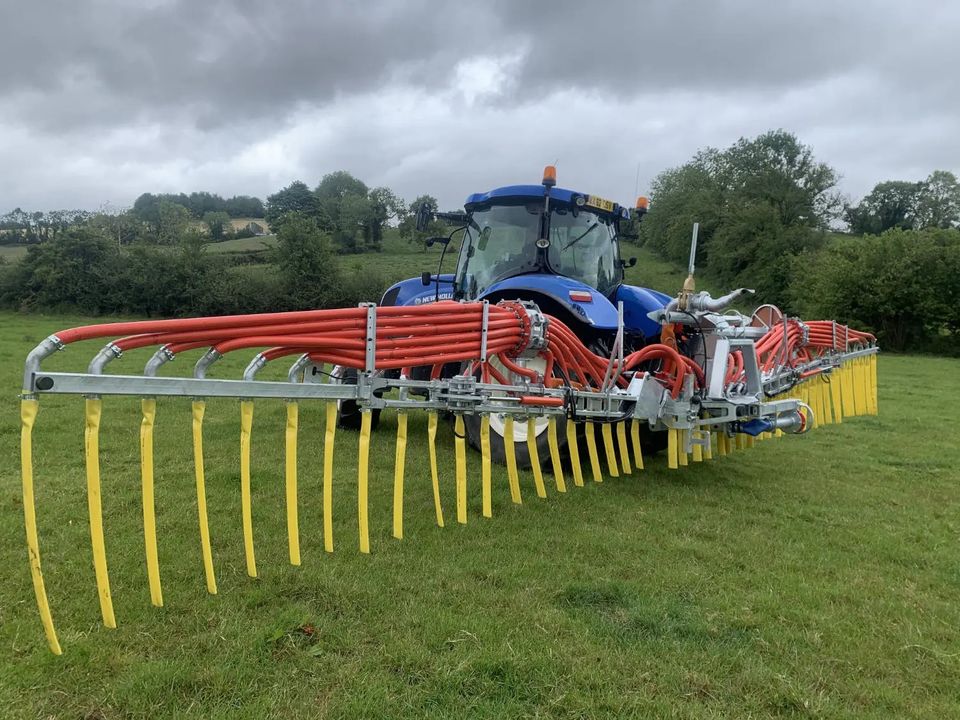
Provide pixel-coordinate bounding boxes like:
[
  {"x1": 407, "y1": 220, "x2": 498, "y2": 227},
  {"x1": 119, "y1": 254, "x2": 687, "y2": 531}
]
[
  {"x1": 213, "y1": 233, "x2": 458, "y2": 298},
  {"x1": 333, "y1": 236, "x2": 700, "y2": 299},
  {"x1": 1, "y1": 309, "x2": 958, "y2": 718},
  {"x1": 204, "y1": 234, "x2": 277, "y2": 254},
  {"x1": 3, "y1": 230, "x2": 667, "y2": 302},
  {"x1": 0, "y1": 244, "x2": 27, "y2": 261}
]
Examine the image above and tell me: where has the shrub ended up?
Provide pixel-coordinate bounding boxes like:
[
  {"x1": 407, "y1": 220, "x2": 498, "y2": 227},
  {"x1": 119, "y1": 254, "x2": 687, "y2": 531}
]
[
  {"x1": 791, "y1": 228, "x2": 960, "y2": 352},
  {"x1": 0, "y1": 227, "x2": 119, "y2": 313},
  {"x1": 272, "y1": 213, "x2": 341, "y2": 309},
  {"x1": 641, "y1": 131, "x2": 840, "y2": 309}
]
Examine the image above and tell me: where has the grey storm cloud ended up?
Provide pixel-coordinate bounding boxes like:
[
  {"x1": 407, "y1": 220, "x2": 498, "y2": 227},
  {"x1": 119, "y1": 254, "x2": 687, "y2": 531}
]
[
  {"x1": 498, "y1": 1, "x2": 955, "y2": 94},
  {"x1": 0, "y1": 0, "x2": 958, "y2": 211},
  {"x1": 1, "y1": 1, "x2": 483, "y2": 130}
]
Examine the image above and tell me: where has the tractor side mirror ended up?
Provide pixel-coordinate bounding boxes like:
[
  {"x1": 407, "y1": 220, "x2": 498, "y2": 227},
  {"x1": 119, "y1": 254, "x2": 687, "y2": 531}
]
[
  {"x1": 415, "y1": 203, "x2": 432, "y2": 233},
  {"x1": 421, "y1": 271, "x2": 432, "y2": 286},
  {"x1": 626, "y1": 256, "x2": 637, "y2": 268}
]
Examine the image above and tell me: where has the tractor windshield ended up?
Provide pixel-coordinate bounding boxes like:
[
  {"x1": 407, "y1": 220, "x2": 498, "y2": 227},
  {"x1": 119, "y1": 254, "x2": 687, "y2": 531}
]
[
  {"x1": 546, "y1": 208, "x2": 619, "y2": 294},
  {"x1": 456, "y1": 202, "x2": 621, "y2": 298}
]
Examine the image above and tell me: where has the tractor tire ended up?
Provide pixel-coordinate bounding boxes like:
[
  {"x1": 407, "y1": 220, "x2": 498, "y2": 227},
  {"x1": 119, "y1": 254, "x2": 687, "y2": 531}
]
[
  {"x1": 636, "y1": 423, "x2": 669, "y2": 455},
  {"x1": 334, "y1": 367, "x2": 382, "y2": 431},
  {"x1": 460, "y1": 353, "x2": 567, "y2": 469},
  {"x1": 462, "y1": 411, "x2": 565, "y2": 470}
]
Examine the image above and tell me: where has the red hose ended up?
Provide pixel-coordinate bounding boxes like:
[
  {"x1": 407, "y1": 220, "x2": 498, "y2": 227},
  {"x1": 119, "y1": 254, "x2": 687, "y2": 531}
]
[{"x1": 48, "y1": 300, "x2": 873, "y2": 406}]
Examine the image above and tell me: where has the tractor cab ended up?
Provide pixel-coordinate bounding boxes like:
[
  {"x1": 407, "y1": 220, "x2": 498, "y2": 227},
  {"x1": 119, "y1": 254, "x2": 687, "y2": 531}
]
[
  {"x1": 362, "y1": 168, "x2": 671, "y2": 446},
  {"x1": 382, "y1": 167, "x2": 669, "y2": 344},
  {"x1": 455, "y1": 174, "x2": 629, "y2": 302}
]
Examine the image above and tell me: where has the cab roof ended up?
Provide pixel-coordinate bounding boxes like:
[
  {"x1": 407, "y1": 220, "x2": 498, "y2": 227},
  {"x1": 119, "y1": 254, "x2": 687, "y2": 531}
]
[{"x1": 464, "y1": 185, "x2": 629, "y2": 219}]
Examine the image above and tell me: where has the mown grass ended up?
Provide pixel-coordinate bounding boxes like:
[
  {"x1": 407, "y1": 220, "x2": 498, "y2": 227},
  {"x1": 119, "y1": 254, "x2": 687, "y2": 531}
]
[
  {"x1": 338, "y1": 245, "x2": 457, "y2": 285},
  {"x1": 1, "y1": 308, "x2": 958, "y2": 719}
]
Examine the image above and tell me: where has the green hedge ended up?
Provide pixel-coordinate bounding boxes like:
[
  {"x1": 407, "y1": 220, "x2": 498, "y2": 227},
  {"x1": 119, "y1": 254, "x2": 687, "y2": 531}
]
[
  {"x1": 0, "y1": 219, "x2": 390, "y2": 318},
  {"x1": 790, "y1": 228, "x2": 960, "y2": 353}
]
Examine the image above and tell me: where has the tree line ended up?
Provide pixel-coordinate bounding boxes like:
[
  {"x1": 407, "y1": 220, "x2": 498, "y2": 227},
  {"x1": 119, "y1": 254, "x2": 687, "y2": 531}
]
[
  {"x1": 845, "y1": 171, "x2": 960, "y2": 234},
  {"x1": 0, "y1": 192, "x2": 266, "y2": 247},
  {"x1": 265, "y1": 172, "x2": 442, "y2": 253},
  {"x1": 0, "y1": 209, "x2": 93, "y2": 244},
  {"x1": 132, "y1": 191, "x2": 265, "y2": 221},
  {"x1": 1, "y1": 174, "x2": 446, "y2": 251},
  {"x1": 0, "y1": 213, "x2": 387, "y2": 318},
  {"x1": 639, "y1": 129, "x2": 960, "y2": 352},
  {"x1": 0, "y1": 170, "x2": 447, "y2": 319}
]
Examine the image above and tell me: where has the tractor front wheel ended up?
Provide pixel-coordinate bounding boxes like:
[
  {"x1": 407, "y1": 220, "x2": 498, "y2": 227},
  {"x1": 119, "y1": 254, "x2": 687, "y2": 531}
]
[
  {"x1": 333, "y1": 367, "x2": 382, "y2": 431},
  {"x1": 461, "y1": 355, "x2": 565, "y2": 469},
  {"x1": 461, "y1": 410, "x2": 563, "y2": 470}
]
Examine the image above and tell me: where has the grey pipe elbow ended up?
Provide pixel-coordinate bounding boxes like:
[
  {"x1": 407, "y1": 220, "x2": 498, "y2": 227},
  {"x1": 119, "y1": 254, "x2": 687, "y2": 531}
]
[
  {"x1": 691, "y1": 288, "x2": 755, "y2": 312},
  {"x1": 22, "y1": 335, "x2": 64, "y2": 394},
  {"x1": 87, "y1": 343, "x2": 122, "y2": 375},
  {"x1": 287, "y1": 354, "x2": 311, "y2": 383},
  {"x1": 144, "y1": 345, "x2": 176, "y2": 377},
  {"x1": 243, "y1": 353, "x2": 268, "y2": 381},
  {"x1": 193, "y1": 348, "x2": 222, "y2": 379}
]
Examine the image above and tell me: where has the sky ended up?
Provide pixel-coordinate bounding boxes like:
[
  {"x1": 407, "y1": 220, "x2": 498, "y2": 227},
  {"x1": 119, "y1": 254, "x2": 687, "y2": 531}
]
[{"x1": 1, "y1": 0, "x2": 958, "y2": 213}]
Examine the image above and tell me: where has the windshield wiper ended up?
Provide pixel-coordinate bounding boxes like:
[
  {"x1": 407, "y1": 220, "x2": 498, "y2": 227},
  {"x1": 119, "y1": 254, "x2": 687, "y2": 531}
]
[{"x1": 562, "y1": 222, "x2": 599, "y2": 250}]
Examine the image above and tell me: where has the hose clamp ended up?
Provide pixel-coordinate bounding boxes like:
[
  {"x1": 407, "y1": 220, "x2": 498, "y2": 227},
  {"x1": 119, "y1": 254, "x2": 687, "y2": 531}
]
[{"x1": 518, "y1": 301, "x2": 548, "y2": 357}]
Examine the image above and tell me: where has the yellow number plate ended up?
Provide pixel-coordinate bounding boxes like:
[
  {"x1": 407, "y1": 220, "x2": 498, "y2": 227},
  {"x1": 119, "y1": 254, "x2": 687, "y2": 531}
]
[{"x1": 584, "y1": 195, "x2": 615, "y2": 212}]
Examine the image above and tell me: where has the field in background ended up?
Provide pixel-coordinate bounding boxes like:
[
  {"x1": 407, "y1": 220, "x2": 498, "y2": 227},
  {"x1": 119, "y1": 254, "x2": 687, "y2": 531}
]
[
  {"x1": 1, "y1": 308, "x2": 958, "y2": 718},
  {"x1": 210, "y1": 234, "x2": 698, "y2": 301},
  {"x1": 215, "y1": 231, "x2": 459, "y2": 299},
  {"x1": 204, "y1": 233, "x2": 277, "y2": 254},
  {"x1": 0, "y1": 244, "x2": 27, "y2": 261},
  {"x1": 0, "y1": 228, "x2": 876, "y2": 295},
  {"x1": 227, "y1": 217, "x2": 268, "y2": 232}
]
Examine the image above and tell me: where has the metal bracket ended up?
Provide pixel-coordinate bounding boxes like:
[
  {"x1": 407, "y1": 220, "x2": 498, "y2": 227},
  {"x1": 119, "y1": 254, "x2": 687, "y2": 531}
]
[
  {"x1": 707, "y1": 336, "x2": 762, "y2": 401},
  {"x1": 28, "y1": 372, "x2": 361, "y2": 399},
  {"x1": 362, "y1": 303, "x2": 377, "y2": 373},
  {"x1": 480, "y1": 300, "x2": 489, "y2": 361},
  {"x1": 625, "y1": 373, "x2": 667, "y2": 423},
  {"x1": 617, "y1": 301, "x2": 624, "y2": 378}
]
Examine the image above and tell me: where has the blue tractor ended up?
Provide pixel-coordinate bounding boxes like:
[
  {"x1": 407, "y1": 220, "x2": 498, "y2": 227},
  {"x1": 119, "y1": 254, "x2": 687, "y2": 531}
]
[{"x1": 340, "y1": 167, "x2": 673, "y2": 464}]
